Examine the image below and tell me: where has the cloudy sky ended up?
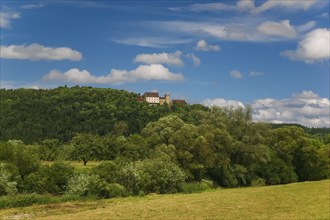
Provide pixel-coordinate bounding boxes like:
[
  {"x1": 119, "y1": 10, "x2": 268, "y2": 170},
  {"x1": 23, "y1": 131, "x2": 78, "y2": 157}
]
[{"x1": 0, "y1": 0, "x2": 329, "y2": 127}]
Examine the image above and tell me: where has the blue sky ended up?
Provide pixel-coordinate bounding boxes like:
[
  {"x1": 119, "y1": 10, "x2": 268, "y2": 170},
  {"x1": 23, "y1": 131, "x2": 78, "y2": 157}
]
[{"x1": 0, "y1": 0, "x2": 329, "y2": 127}]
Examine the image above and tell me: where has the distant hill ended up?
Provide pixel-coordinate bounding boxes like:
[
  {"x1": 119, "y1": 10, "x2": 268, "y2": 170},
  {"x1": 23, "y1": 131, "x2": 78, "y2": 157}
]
[
  {"x1": 271, "y1": 123, "x2": 330, "y2": 139},
  {"x1": 0, "y1": 86, "x2": 173, "y2": 143},
  {"x1": 1, "y1": 86, "x2": 328, "y2": 144}
]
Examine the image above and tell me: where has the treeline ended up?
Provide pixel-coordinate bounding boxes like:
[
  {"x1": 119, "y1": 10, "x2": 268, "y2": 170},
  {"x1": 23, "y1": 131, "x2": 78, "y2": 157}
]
[{"x1": 0, "y1": 110, "x2": 329, "y2": 201}]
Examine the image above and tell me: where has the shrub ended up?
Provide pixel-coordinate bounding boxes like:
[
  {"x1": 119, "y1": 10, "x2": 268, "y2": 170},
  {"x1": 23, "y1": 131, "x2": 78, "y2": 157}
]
[
  {"x1": 201, "y1": 179, "x2": 215, "y2": 188},
  {"x1": 0, "y1": 163, "x2": 18, "y2": 196},
  {"x1": 47, "y1": 161, "x2": 74, "y2": 194},
  {"x1": 23, "y1": 162, "x2": 74, "y2": 194},
  {"x1": 23, "y1": 172, "x2": 48, "y2": 194},
  {"x1": 107, "y1": 183, "x2": 127, "y2": 198},
  {"x1": 0, "y1": 194, "x2": 50, "y2": 208},
  {"x1": 139, "y1": 159, "x2": 186, "y2": 194},
  {"x1": 117, "y1": 159, "x2": 186, "y2": 195},
  {"x1": 91, "y1": 161, "x2": 119, "y2": 183},
  {"x1": 180, "y1": 182, "x2": 211, "y2": 194},
  {"x1": 66, "y1": 173, "x2": 110, "y2": 198},
  {"x1": 251, "y1": 178, "x2": 266, "y2": 187}
]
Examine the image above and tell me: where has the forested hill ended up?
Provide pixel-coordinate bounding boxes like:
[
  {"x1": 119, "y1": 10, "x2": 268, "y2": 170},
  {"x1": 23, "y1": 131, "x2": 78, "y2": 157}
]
[
  {"x1": 0, "y1": 86, "x2": 328, "y2": 144},
  {"x1": 0, "y1": 86, "x2": 180, "y2": 143}
]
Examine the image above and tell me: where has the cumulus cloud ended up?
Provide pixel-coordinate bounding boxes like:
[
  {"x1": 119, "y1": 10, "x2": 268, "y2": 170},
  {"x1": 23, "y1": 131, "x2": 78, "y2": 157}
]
[
  {"x1": 202, "y1": 91, "x2": 330, "y2": 127},
  {"x1": 281, "y1": 28, "x2": 330, "y2": 63},
  {"x1": 257, "y1": 20, "x2": 296, "y2": 38},
  {"x1": 154, "y1": 20, "x2": 301, "y2": 42},
  {"x1": 170, "y1": 0, "x2": 318, "y2": 13},
  {"x1": 133, "y1": 51, "x2": 183, "y2": 66},
  {"x1": 254, "y1": 0, "x2": 318, "y2": 13},
  {"x1": 195, "y1": 40, "x2": 220, "y2": 51},
  {"x1": 202, "y1": 98, "x2": 245, "y2": 109},
  {"x1": 0, "y1": 43, "x2": 82, "y2": 61},
  {"x1": 230, "y1": 70, "x2": 243, "y2": 79},
  {"x1": 252, "y1": 91, "x2": 330, "y2": 127},
  {"x1": 186, "y1": 53, "x2": 200, "y2": 66},
  {"x1": 0, "y1": 12, "x2": 20, "y2": 29},
  {"x1": 43, "y1": 64, "x2": 184, "y2": 84}
]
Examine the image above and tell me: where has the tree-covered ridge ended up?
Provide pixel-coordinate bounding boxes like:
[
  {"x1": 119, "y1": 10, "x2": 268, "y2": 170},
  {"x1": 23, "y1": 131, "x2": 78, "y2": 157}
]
[
  {"x1": 1, "y1": 86, "x2": 328, "y2": 144},
  {"x1": 0, "y1": 86, "x2": 174, "y2": 143}
]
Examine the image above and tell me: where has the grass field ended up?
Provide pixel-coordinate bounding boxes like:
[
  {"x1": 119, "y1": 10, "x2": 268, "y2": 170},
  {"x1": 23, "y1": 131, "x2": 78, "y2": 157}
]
[{"x1": 1, "y1": 180, "x2": 329, "y2": 219}]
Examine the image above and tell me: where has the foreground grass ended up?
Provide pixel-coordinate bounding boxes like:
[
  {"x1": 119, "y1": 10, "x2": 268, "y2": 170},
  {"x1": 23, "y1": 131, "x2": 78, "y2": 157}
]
[{"x1": 1, "y1": 180, "x2": 329, "y2": 219}]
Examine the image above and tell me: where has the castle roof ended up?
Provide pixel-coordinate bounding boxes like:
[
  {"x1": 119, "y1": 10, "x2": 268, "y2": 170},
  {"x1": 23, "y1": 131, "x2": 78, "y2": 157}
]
[{"x1": 143, "y1": 92, "x2": 159, "y2": 97}]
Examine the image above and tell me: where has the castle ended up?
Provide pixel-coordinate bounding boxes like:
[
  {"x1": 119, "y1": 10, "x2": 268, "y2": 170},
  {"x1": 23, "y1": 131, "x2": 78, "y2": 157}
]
[{"x1": 137, "y1": 92, "x2": 186, "y2": 106}]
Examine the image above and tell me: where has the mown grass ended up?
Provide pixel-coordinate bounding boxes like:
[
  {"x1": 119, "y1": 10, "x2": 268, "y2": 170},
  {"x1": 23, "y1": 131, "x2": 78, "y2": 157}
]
[{"x1": 1, "y1": 180, "x2": 329, "y2": 219}]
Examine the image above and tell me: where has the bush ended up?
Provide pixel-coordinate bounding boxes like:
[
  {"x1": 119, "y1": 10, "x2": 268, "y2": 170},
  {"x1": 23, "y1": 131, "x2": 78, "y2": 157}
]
[
  {"x1": 107, "y1": 183, "x2": 127, "y2": 198},
  {"x1": 0, "y1": 194, "x2": 50, "y2": 208},
  {"x1": 23, "y1": 162, "x2": 74, "y2": 194},
  {"x1": 47, "y1": 161, "x2": 74, "y2": 194},
  {"x1": 23, "y1": 172, "x2": 48, "y2": 194},
  {"x1": 0, "y1": 162, "x2": 18, "y2": 196},
  {"x1": 66, "y1": 173, "x2": 110, "y2": 198},
  {"x1": 117, "y1": 159, "x2": 186, "y2": 195},
  {"x1": 251, "y1": 178, "x2": 266, "y2": 187},
  {"x1": 180, "y1": 182, "x2": 211, "y2": 194},
  {"x1": 91, "y1": 161, "x2": 119, "y2": 183}
]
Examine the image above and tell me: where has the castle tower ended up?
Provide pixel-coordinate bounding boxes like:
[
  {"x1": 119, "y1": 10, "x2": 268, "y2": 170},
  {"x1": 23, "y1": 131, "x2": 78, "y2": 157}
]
[{"x1": 165, "y1": 92, "x2": 170, "y2": 104}]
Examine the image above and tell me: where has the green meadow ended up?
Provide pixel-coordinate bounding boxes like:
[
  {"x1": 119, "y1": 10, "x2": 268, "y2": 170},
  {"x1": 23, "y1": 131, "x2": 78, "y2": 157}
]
[{"x1": 1, "y1": 180, "x2": 329, "y2": 220}]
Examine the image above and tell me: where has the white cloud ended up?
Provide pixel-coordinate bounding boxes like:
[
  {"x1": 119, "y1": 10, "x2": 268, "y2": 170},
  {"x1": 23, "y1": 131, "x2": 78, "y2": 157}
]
[
  {"x1": 21, "y1": 3, "x2": 45, "y2": 9},
  {"x1": 257, "y1": 20, "x2": 296, "y2": 38},
  {"x1": 170, "y1": 0, "x2": 318, "y2": 13},
  {"x1": 43, "y1": 64, "x2": 184, "y2": 84},
  {"x1": 236, "y1": 0, "x2": 254, "y2": 11},
  {"x1": 155, "y1": 20, "x2": 299, "y2": 42},
  {"x1": 254, "y1": 0, "x2": 318, "y2": 13},
  {"x1": 0, "y1": 43, "x2": 82, "y2": 61},
  {"x1": 296, "y1": 21, "x2": 316, "y2": 33},
  {"x1": 281, "y1": 28, "x2": 330, "y2": 63},
  {"x1": 186, "y1": 53, "x2": 201, "y2": 66},
  {"x1": 169, "y1": 2, "x2": 236, "y2": 12},
  {"x1": 201, "y1": 91, "x2": 330, "y2": 127},
  {"x1": 113, "y1": 37, "x2": 193, "y2": 48},
  {"x1": 202, "y1": 98, "x2": 245, "y2": 109},
  {"x1": 252, "y1": 91, "x2": 330, "y2": 127},
  {"x1": 133, "y1": 51, "x2": 183, "y2": 66},
  {"x1": 188, "y1": 2, "x2": 236, "y2": 12},
  {"x1": 230, "y1": 70, "x2": 243, "y2": 79},
  {"x1": 195, "y1": 40, "x2": 220, "y2": 51},
  {"x1": 0, "y1": 12, "x2": 20, "y2": 29}
]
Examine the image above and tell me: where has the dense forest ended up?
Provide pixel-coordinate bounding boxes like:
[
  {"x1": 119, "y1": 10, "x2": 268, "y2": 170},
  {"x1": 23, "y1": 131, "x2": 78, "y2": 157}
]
[{"x1": 0, "y1": 86, "x2": 329, "y2": 203}]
